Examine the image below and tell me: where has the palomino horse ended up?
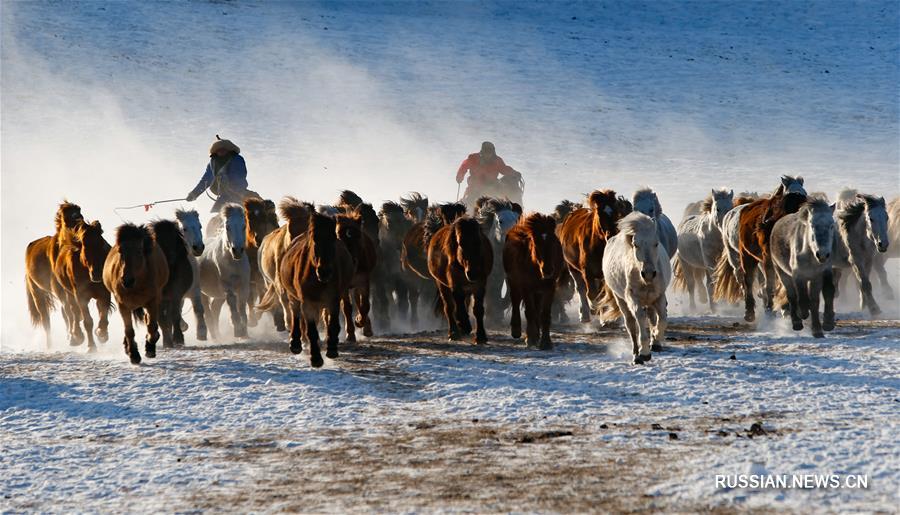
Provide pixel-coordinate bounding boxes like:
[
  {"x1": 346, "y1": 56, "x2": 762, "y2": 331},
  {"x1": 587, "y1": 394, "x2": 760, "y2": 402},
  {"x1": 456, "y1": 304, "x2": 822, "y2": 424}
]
[
  {"x1": 672, "y1": 188, "x2": 734, "y2": 312},
  {"x1": 427, "y1": 216, "x2": 493, "y2": 343},
  {"x1": 871, "y1": 196, "x2": 899, "y2": 299},
  {"x1": 335, "y1": 211, "x2": 378, "y2": 341},
  {"x1": 175, "y1": 208, "x2": 207, "y2": 340},
  {"x1": 199, "y1": 204, "x2": 251, "y2": 339},
  {"x1": 631, "y1": 188, "x2": 678, "y2": 258},
  {"x1": 401, "y1": 202, "x2": 467, "y2": 327},
  {"x1": 770, "y1": 199, "x2": 836, "y2": 337},
  {"x1": 503, "y1": 213, "x2": 564, "y2": 349},
  {"x1": 596, "y1": 212, "x2": 671, "y2": 365},
  {"x1": 258, "y1": 212, "x2": 354, "y2": 367},
  {"x1": 475, "y1": 197, "x2": 522, "y2": 324},
  {"x1": 558, "y1": 190, "x2": 631, "y2": 322},
  {"x1": 258, "y1": 197, "x2": 310, "y2": 332},
  {"x1": 103, "y1": 223, "x2": 169, "y2": 364},
  {"x1": 53, "y1": 220, "x2": 112, "y2": 351},
  {"x1": 150, "y1": 220, "x2": 195, "y2": 347},
  {"x1": 243, "y1": 197, "x2": 279, "y2": 327},
  {"x1": 717, "y1": 176, "x2": 807, "y2": 321},
  {"x1": 832, "y1": 194, "x2": 890, "y2": 316},
  {"x1": 25, "y1": 201, "x2": 84, "y2": 346},
  {"x1": 373, "y1": 201, "x2": 414, "y2": 324}
]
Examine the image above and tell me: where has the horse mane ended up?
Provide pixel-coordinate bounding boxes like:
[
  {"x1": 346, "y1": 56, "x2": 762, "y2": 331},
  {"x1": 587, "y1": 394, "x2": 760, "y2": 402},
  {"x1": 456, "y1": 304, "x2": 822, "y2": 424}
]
[
  {"x1": 243, "y1": 196, "x2": 268, "y2": 215},
  {"x1": 632, "y1": 187, "x2": 663, "y2": 215},
  {"x1": 219, "y1": 203, "x2": 244, "y2": 223},
  {"x1": 423, "y1": 211, "x2": 445, "y2": 246},
  {"x1": 356, "y1": 203, "x2": 380, "y2": 234},
  {"x1": 837, "y1": 200, "x2": 865, "y2": 232},
  {"x1": 435, "y1": 202, "x2": 467, "y2": 225},
  {"x1": 836, "y1": 187, "x2": 858, "y2": 206},
  {"x1": 309, "y1": 211, "x2": 337, "y2": 240},
  {"x1": 522, "y1": 212, "x2": 557, "y2": 238},
  {"x1": 175, "y1": 208, "x2": 199, "y2": 222},
  {"x1": 54, "y1": 200, "x2": 81, "y2": 235},
  {"x1": 116, "y1": 223, "x2": 153, "y2": 254},
  {"x1": 338, "y1": 190, "x2": 364, "y2": 208},
  {"x1": 801, "y1": 197, "x2": 832, "y2": 214},
  {"x1": 453, "y1": 217, "x2": 482, "y2": 243},
  {"x1": 617, "y1": 212, "x2": 656, "y2": 237},
  {"x1": 586, "y1": 190, "x2": 620, "y2": 236},
  {"x1": 478, "y1": 197, "x2": 518, "y2": 217},
  {"x1": 733, "y1": 196, "x2": 757, "y2": 207},
  {"x1": 400, "y1": 192, "x2": 428, "y2": 211},
  {"x1": 380, "y1": 201, "x2": 404, "y2": 217},
  {"x1": 277, "y1": 197, "x2": 309, "y2": 224},
  {"x1": 150, "y1": 219, "x2": 187, "y2": 264},
  {"x1": 553, "y1": 199, "x2": 578, "y2": 222}
]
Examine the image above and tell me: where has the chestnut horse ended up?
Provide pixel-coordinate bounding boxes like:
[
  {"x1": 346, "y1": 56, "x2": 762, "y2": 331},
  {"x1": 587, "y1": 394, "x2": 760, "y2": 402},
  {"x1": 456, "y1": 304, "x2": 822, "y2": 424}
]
[
  {"x1": 503, "y1": 213, "x2": 564, "y2": 349},
  {"x1": 103, "y1": 224, "x2": 169, "y2": 364},
  {"x1": 243, "y1": 197, "x2": 279, "y2": 327},
  {"x1": 335, "y1": 211, "x2": 378, "y2": 341},
  {"x1": 257, "y1": 197, "x2": 310, "y2": 332},
  {"x1": 53, "y1": 220, "x2": 112, "y2": 352},
  {"x1": 25, "y1": 201, "x2": 84, "y2": 346},
  {"x1": 427, "y1": 216, "x2": 493, "y2": 343},
  {"x1": 558, "y1": 190, "x2": 631, "y2": 322},
  {"x1": 150, "y1": 219, "x2": 194, "y2": 348},
  {"x1": 259, "y1": 212, "x2": 354, "y2": 367}
]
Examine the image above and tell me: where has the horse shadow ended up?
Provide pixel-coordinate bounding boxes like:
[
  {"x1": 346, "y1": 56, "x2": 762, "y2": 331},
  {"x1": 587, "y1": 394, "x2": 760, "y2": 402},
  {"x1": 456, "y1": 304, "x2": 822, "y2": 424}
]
[{"x1": 0, "y1": 376, "x2": 161, "y2": 422}]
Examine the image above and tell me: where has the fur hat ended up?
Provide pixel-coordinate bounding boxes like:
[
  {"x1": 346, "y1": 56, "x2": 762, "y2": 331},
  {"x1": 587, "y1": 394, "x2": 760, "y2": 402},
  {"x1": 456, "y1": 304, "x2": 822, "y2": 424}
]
[{"x1": 209, "y1": 135, "x2": 240, "y2": 155}]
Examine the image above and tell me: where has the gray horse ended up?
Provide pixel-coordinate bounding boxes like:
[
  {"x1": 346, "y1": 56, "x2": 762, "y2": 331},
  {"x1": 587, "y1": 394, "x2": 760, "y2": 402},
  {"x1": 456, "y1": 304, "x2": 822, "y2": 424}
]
[
  {"x1": 475, "y1": 197, "x2": 521, "y2": 324},
  {"x1": 674, "y1": 189, "x2": 733, "y2": 312},
  {"x1": 175, "y1": 208, "x2": 207, "y2": 341},
  {"x1": 199, "y1": 204, "x2": 251, "y2": 339},
  {"x1": 770, "y1": 199, "x2": 836, "y2": 337},
  {"x1": 871, "y1": 196, "x2": 899, "y2": 300},
  {"x1": 832, "y1": 194, "x2": 890, "y2": 316},
  {"x1": 632, "y1": 188, "x2": 678, "y2": 258}
]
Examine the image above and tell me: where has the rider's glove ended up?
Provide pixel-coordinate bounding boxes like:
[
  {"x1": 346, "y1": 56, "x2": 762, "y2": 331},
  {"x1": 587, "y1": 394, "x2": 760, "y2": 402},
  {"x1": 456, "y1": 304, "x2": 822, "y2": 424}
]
[{"x1": 186, "y1": 190, "x2": 199, "y2": 202}]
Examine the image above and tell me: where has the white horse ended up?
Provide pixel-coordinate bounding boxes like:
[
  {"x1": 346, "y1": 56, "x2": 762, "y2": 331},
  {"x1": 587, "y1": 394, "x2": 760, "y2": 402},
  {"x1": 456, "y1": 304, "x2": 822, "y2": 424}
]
[
  {"x1": 475, "y1": 197, "x2": 522, "y2": 323},
  {"x1": 175, "y1": 208, "x2": 207, "y2": 341},
  {"x1": 673, "y1": 188, "x2": 733, "y2": 312},
  {"x1": 199, "y1": 204, "x2": 251, "y2": 339},
  {"x1": 597, "y1": 212, "x2": 671, "y2": 365},
  {"x1": 871, "y1": 196, "x2": 899, "y2": 300},
  {"x1": 770, "y1": 199, "x2": 836, "y2": 338},
  {"x1": 832, "y1": 194, "x2": 890, "y2": 316},
  {"x1": 632, "y1": 188, "x2": 678, "y2": 258}
]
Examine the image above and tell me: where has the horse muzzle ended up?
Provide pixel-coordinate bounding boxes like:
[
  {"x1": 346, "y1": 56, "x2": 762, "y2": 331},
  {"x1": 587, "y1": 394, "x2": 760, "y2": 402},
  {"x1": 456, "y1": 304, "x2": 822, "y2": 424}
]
[
  {"x1": 815, "y1": 251, "x2": 831, "y2": 263},
  {"x1": 230, "y1": 247, "x2": 244, "y2": 260},
  {"x1": 640, "y1": 270, "x2": 657, "y2": 282},
  {"x1": 877, "y1": 242, "x2": 889, "y2": 253},
  {"x1": 192, "y1": 244, "x2": 205, "y2": 256}
]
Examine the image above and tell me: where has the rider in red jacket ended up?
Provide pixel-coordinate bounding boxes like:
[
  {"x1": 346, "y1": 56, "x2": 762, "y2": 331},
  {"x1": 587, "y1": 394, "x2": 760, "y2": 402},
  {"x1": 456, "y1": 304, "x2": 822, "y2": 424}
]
[{"x1": 456, "y1": 142, "x2": 519, "y2": 199}]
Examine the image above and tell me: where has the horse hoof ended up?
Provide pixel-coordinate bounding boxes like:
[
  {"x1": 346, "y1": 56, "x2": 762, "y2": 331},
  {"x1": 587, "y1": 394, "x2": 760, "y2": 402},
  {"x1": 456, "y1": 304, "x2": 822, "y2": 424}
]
[
  {"x1": 744, "y1": 312, "x2": 755, "y2": 323},
  {"x1": 197, "y1": 332, "x2": 207, "y2": 342},
  {"x1": 632, "y1": 355, "x2": 645, "y2": 365},
  {"x1": 448, "y1": 331, "x2": 462, "y2": 341},
  {"x1": 128, "y1": 342, "x2": 141, "y2": 364},
  {"x1": 363, "y1": 327, "x2": 373, "y2": 337},
  {"x1": 234, "y1": 328, "x2": 248, "y2": 339},
  {"x1": 641, "y1": 353, "x2": 652, "y2": 362},
  {"x1": 179, "y1": 319, "x2": 189, "y2": 332},
  {"x1": 346, "y1": 333, "x2": 357, "y2": 343},
  {"x1": 475, "y1": 334, "x2": 487, "y2": 345},
  {"x1": 812, "y1": 330, "x2": 825, "y2": 339},
  {"x1": 651, "y1": 342, "x2": 662, "y2": 352},
  {"x1": 870, "y1": 306, "x2": 882, "y2": 317},
  {"x1": 539, "y1": 339, "x2": 553, "y2": 351},
  {"x1": 163, "y1": 341, "x2": 174, "y2": 349},
  {"x1": 511, "y1": 327, "x2": 522, "y2": 339},
  {"x1": 326, "y1": 347, "x2": 339, "y2": 359},
  {"x1": 580, "y1": 314, "x2": 591, "y2": 323},
  {"x1": 792, "y1": 320, "x2": 804, "y2": 331},
  {"x1": 525, "y1": 337, "x2": 537, "y2": 348},
  {"x1": 275, "y1": 324, "x2": 287, "y2": 333},
  {"x1": 145, "y1": 343, "x2": 156, "y2": 359},
  {"x1": 87, "y1": 345, "x2": 97, "y2": 354},
  {"x1": 823, "y1": 319, "x2": 835, "y2": 332},
  {"x1": 289, "y1": 342, "x2": 302, "y2": 355},
  {"x1": 95, "y1": 329, "x2": 109, "y2": 343},
  {"x1": 310, "y1": 355, "x2": 325, "y2": 368}
]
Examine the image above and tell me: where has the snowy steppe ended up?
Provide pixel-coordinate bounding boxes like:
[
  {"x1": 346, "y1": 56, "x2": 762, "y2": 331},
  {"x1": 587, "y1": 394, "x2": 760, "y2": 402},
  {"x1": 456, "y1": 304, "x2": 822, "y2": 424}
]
[{"x1": 2, "y1": 1, "x2": 899, "y2": 513}]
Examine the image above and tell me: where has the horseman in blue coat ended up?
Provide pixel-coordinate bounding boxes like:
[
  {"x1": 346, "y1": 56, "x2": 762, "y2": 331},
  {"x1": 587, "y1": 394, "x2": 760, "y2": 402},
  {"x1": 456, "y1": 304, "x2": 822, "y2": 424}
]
[{"x1": 186, "y1": 136, "x2": 255, "y2": 212}]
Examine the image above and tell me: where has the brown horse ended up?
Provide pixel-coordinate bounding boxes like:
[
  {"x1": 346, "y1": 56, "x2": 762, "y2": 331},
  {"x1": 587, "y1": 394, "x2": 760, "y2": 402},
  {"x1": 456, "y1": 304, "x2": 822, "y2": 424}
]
[
  {"x1": 735, "y1": 176, "x2": 807, "y2": 321},
  {"x1": 550, "y1": 199, "x2": 581, "y2": 323},
  {"x1": 257, "y1": 197, "x2": 310, "y2": 332},
  {"x1": 103, "y1": 224, "x2": 169, "y2": 364},
  {"x1": 558, "y1": 190, "x2": 631, "y2": 322},
  {"x1": 335, "y1": 211, "x2": 378, "y2": 341},
  {"x1": 259, "y1": 211, "x2": 354, "y2": 367},
  {"x1": 401, "y1": 202, "x2": 467, "y2": 326},
  {"x1": 25, "y1": 201, "x2": 85, "y2": 346},
  {"x1": 427, "y1": 216, "x2": 493, "y2": 343},
  {"x1": 504, "y1": 213, "x2": 564, "y2": 349},
  {"x1": 53, "y1": 220, "x2": 112, "y2": 352},
  {"x1": 150, "y1": 220, "x2": 194, "y2": 348},
  {"x1": 243, "y1": 197, "x2": 279, "y2": 327}
]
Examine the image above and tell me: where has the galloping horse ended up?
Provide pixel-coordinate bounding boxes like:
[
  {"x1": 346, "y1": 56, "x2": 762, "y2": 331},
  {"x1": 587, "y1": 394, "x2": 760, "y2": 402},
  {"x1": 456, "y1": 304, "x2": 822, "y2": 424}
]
[
  {"x1": 427, "y1": 216, "x2": 493, "y2": 343},
  {"x1": 175, "y1": 208, "x2": 207, "y2": 340},
  {"x1": 150, "y1": 219, "x2": 195, "y2": 348},
  {"x1": 832, "y1": 194, "x2": 890, "y2": 316},
  {"x1": 25, "y1": 201, "x2": 84, "y2": 346},
  {"x1": 871, "y1": 196, "x2": 899, "y2": 299},
  {"x1": 503, "y1": 213, "x2": 564, "y2": 349},
  {"x1": 243, "y1": 197, "x2": 279, "y2": 326},
  {"x1": 103, "y1": 224, "x2": 169, "y2": 364},
  {"x1": 558, "y1": 190, "x2": 631, "y2": 322},
  {"x1": 199, "y1": 204, "x2": 251, "y2": 339},
  {"x1": 400, "y1": 192, "x2": 429, "y2": 223},
  {"x1": 631, "y1": 188, "x2": 678, "y2": 258},
  {"x1": 258, "y1": 197, "x2": 310, "y2": 332},
  {"x1": 259, "y1": 212, "x2": 354, "y2": 367},
  {"x1": 335, "y1": 211, "x2": 378, "y2": 341},
  {"x1": 373, "y1": 201, "x2": 414, "y2": 323},
  {"x1": 475, "y1": 197, "x2": 522, "y2": 324},
  {"x1": 53, "y1": 220, "x2": 112, "y2": 351},
  {"x1": 550, "y1": 199, "x2": 581, "y2": 322},
  {"x1": 597, "y1": 212, "x2": 671, "y2": 364}
]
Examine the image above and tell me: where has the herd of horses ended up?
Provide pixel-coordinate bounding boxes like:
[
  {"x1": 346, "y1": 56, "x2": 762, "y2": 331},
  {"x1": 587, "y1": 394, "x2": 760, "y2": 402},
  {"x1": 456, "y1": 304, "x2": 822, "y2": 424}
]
[{"x1": 24, "y1": 177, "x2": 899, "y2": 366}]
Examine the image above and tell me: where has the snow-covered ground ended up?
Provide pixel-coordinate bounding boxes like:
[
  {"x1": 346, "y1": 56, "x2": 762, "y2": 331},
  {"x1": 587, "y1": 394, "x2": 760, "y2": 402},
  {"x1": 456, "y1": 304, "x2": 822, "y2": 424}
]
[{"x1": 2, "y1": 0, "x2": 899, "y2": 512}]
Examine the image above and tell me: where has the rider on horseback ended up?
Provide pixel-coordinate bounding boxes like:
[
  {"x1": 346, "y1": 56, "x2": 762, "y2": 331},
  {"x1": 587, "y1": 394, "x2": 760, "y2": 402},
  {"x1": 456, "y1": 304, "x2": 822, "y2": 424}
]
[
  {"x1": 186, "y1": 136, "x2": 257, "y2": 212},
  {"x1": 456, "y1": 141, "x2": 523, "y2": 206}
]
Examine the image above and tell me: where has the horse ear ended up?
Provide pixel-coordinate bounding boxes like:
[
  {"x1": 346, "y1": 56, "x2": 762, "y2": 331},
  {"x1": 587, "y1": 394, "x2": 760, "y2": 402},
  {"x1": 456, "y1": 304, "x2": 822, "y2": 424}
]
[
  {"x1": 829, "y1": 203, "x2": 836, "y2": 214},
  {"x1": 512, "y1": 203, "x2": 523, "y2": 215},
  {"x1": 92, "y1": 220, "x2": 103, "y2": 234}
]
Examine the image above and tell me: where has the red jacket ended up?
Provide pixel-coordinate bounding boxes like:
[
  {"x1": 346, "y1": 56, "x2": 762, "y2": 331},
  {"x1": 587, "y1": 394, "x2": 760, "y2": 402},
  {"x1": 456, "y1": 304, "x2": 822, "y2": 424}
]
[{"x1": 457, "y1": 153, "x2": 514, "y2": 186}]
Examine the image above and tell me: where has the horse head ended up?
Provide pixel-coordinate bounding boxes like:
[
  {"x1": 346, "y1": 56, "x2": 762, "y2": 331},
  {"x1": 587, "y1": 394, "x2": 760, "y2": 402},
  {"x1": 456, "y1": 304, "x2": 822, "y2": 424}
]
[
  {"x1": 220, "y1": 204, "x2": 247, "y2": 260},
  {"x1": 115, "y1": 223, "x2": 154, "y2": 289},
  {"x1": 452, "y1": 217, "x2": 486, "y2": 282},
  {"x1": 632, "y1": 188, "x2": 663, "y2": 220},
  {"x1": 75, "y1": 220, "x2": 110, "y2": 283},
  {"x1": 619, "y1": 212, "x2": 661, "y2": 283},
  {"x1": 278, "y1": 197, "x2": 310, "y2": 240},
  {"x1": 437, "y1": 202, "x2": 467, "y2": 225},
  {"x1": 55, "y1": 201, "x2": 84, "y2": 234},
  {"x1": 176, "y1": 208, "x2": 204, "y2": 256},
  {"x1": 859, "y1": 194, "x2": 890, "y2": 253},
  {"x1": 400, "y1": 192, "x2": 428, "y2": 222},
  {"x1": 243, "y1": 197, "x2": 278, "y2": 247},
  {"x1": 552, "y1": 199, "x2": 579, "y2": 225},
  {"x1": 711, "y1": 188, "x2": 734, "y2": 225},
  {"x1": 524, "y1": 213, "x2": 561, "y2": 280},
  {"x1": 308, "y1": 212, "x2": 338, "y2": 282},
  {"x1": 150, "y1": 219, "x2": 188, "y2": 271},
  {"x1": 801, "y1": 199, "x2": 835, "y2": 263},
  {"x1": 335, "y1": 212, "x2": 363, "y2": 267},
  {"x1": 356, "y1": 203, "x2": 380, "y2": 244},
  {"x1": 588, "y1": 190, "x2": 620, "y2": 235}
]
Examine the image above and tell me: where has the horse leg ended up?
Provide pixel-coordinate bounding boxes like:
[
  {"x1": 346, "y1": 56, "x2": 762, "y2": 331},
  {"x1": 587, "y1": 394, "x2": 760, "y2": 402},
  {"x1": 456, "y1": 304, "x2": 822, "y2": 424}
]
[
  {"x1": 509, "y1": 284, "x2": 522, "y2": 339},
  {"x1": 539, "y1": 288, "x2": 554, "y2": 350},
  {"x1": 438, "y1": 285, "x2": 460, "y2": 340},
  {"x1": 704, "y1": 268, "x2": 717, "y2": 313},
  {"x1": 573, "y1": 269, "x2": 591, "y2": 323},
  {"x1": 203, "y1": 295, "x2": 220, "y2": 341},
  {"x1": 77, "y1": 293, "x2": 96, "y2": 352},
  {"x1": 356, "y1": 284, "x2": 373, "y2": 337},
  {"x1": 326, "y1": 297, "x2": 341, "y2": 359},
  {"x1": 95, "y1": 294, "x2": 110, "y2": 343},
  {"x1": 740, "y1": 253, "x2": 758, "y2": 322},
  {"x1": 694, "y1": 268, "x2": 708, "y2": 304},
  {"x1": 144, "y1": 301, "x2": 161, "y2": 359},
  {"x1": 778, "y1": 269, "x2": 802, "y2": 331},
  {"x1": 614, "y1": 295, "x2": 641, "y2": 363},
  {"x1": 119, "y1": 306, "x2": 140, "y2": 364},
  {"x1": 808, "y1": 276, "x2": 824, "y2": 338},
  {"x1": 304, "y1": 306, "x2": 324, "y2": 368},
  {"x1": 873, "y1": 256, "x2": 894, "y2": 300},
  {"x1": 853, "y1": 263, "x2": 881, "y2": 316},
  {"x1": 523, "y1": 291, "x2": 539, "y2": 348},
  {"x1": 172, "y1": 298, "x2": 186, "y2": 347},
  {"x1": 235, "y1": 279, "x2": 250, "y2": 338},
  {"x1": 821, "y1": 270, "x2": 836, "y2": 331},
  {"x1": 473, "y1": 286, "x2": 487, "y2": 345},
  {"x1": 794, "y1": 276, "x2": 810, "y2": 321},
  {"x1": 341, "y1": 292, "x2": 356, "y2": 343},
  {"x1": 650, "y1": 294, "x2": 667, "y2": 353},
  {"x1": 288, "y1": 299, "x2": 303, "y2": 354},
  {"x1": 224, "y1": 288, "x2": 242, "y2": 339},
  {"x1": 454, "y1": 290, "x2": 472, "y2": 335},
  {"x1": 632, "y1": 303, "x2": 651, "y2": 362},
  {"x1": 189, "y1": 287, "x2": 207, "y2": 341},
  {"x1": 159, "y1": 300, "x2": 175, "y2": 349},
  {"x1": 684, "y1": 263, "x2": 697, "y2": 310},
  {"x1": 61, "y1": 293, "x2": 84, "y2": 346},
  {"x1": 408, "y1": 283, "x2": 420, "y2": 328},
  {"x1": 762, "y1": 258, "x2": 777, "y2": 317},
  {"x1": 396, "y1": 281, "x2": 409, "y2": 321}
]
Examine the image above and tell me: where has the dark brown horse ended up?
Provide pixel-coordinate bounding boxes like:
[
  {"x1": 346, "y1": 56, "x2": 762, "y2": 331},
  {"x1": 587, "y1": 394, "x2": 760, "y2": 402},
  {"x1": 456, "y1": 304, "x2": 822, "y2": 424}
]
[
  {"x1": 103, "y1": 224, "x2": 169, "y2": 364},
  {"x1": 427, "y1": 216, "x2": 493, "y2": 343},
  {"x1": 150, "y1": 220, "x2": 194, "y2": 348},
  {"x1": 736, "y1": 176, "x2": 807, "y2": 321},
  {"x1": 373, "y1": 201, "x2": 415, "y2": 323},
  {"x1": 53, "y1": 220, "x2": 112, "y2": 351},
  {"x1": 400, "y1": 192, "x2": 428, "y2": 222},
  {"x1": 243, "y1": 197, "x2": 279, "y2": 326},
  {"x1": 558, "y1": 190, "x2": 631, "y2": 322},
  {"x1": 401, "y1": 202, "x2": 467, "y2": 326},
  {"x1": 550, "y1": 199, "x2": 580, "y2": 322},
  {"x1": 335, "y1": 211, "x2": 378, "y2": 341},
  {"x1": 259, "y1": 212, "x2": 354, "y2": 367},
  {"x1": 503, "y1": 213, "x2": 564, "y2": 349},
  {"x1": 25, "y1": 201, "x2": 84, "y2": 346},
  {"x1": 258, "y1": 197, "x2": 311, "y2": 332}
]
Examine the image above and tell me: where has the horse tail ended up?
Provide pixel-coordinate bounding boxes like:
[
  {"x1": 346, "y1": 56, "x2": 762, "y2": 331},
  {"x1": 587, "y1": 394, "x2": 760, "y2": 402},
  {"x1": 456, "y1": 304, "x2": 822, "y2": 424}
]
[
  {"x1": 593, "y1": 282, "x2": 622, "y2": 323},
  {"x1": 25, "y1": 278, "x2": 54, "y2": 327},
  {"x1": 255, "y1": 283, "x2": 280, "y2": 313},
  {"x1": 132, "y1": 308, "x2": 146, "y2": 325},
  {"x1": 671, "y1": 256, "x2": 687, "y2": 293},
  {"x1": 712, "y1": 252, "x2": 742, "y2": 303}
]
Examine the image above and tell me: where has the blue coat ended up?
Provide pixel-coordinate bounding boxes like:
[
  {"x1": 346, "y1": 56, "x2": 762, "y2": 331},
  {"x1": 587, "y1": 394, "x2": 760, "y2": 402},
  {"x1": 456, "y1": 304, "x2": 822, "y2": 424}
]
[{"x1": 189, "y1": 154, "x2": 249, "y2": 210}]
